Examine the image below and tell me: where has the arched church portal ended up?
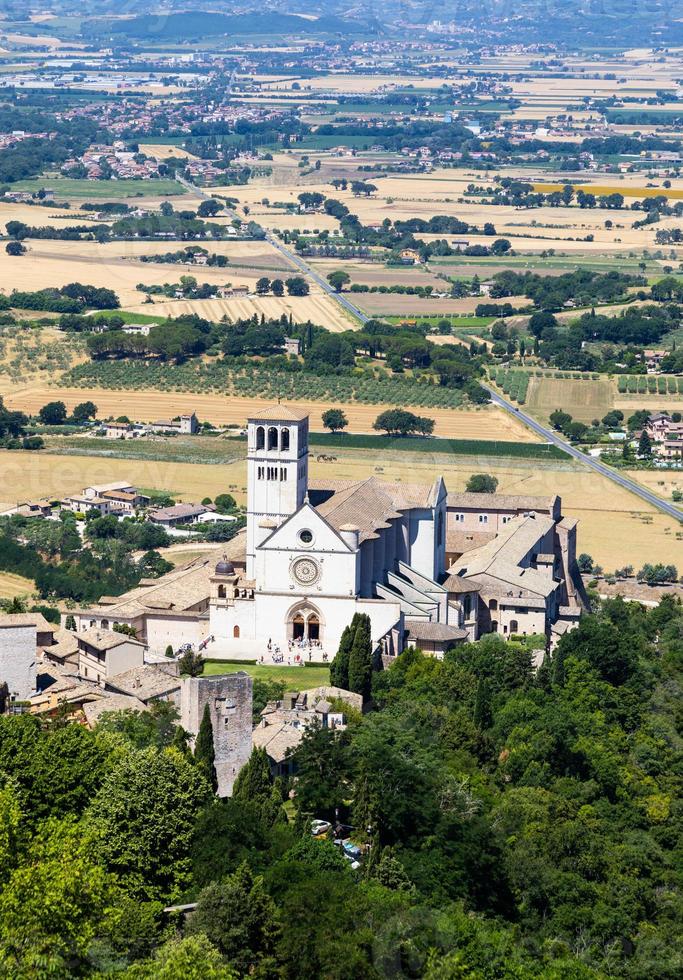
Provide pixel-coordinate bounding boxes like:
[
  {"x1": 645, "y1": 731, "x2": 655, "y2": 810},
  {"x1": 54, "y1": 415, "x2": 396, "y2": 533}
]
[{"x1": 287, "y1": 603, "x2": 323, "y2": 643}]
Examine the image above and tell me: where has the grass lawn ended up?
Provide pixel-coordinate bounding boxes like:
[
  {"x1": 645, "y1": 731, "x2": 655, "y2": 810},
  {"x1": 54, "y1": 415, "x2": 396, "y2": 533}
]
[
  {"x1": 9, "y1": 178, "x2": 185, "y2": 199},
  {"x1": 202, "y1": 661, "x2": 330, "y2": 689}
]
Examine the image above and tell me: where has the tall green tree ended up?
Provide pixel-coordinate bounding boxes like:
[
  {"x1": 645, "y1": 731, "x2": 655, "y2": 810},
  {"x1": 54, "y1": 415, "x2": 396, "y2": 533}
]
[
  {"x1": 186, "y1": 862, "x2": 280, "y2": 976},
  {"x1": 232, "y1": 747, "x2": 271, "y2": 803},
  {"x1": 119, "y1": 935, "x2": 236, "y2": 980},
  {"x1": 330, "y1": 623, "x2": 354, "y2": 689},
  {"x1": 638, "y1": 429, "x2": 652, "y2": 456},
  {"x1": 473, "y1": 678, "x2": 493, "y2": 730},
  {"x1": 347, "y1": 614, "x2": 373, "y2": 700},
  {"x1": 85, "y1": 746, "x2": 209, "y2": 901},
  {"x1": 194, "y1": 704, "x2": 217, "y2": 793}
]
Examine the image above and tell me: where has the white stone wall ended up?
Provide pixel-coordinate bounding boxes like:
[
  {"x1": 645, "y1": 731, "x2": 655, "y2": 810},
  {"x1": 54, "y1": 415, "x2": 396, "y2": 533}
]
[
  {"x1": 497, "y1": 604, "x2": 548, "y2": 638},
  {"x1": 255, "y1": 504, "x2": 360, "y2": 599},
  {"x1": 0, "y1": 625, "x2": 36, "y2": 701},
  {"x1": 211, "y1": 591, "x2": 401, "y2": 656},
  {"x1": 144, "y1": 615, "x2": 206, "y2": 654}
]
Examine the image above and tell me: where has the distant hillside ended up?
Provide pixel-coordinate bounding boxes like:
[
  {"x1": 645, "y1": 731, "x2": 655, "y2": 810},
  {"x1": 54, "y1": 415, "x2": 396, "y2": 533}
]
[{"x1": 83, "y1": 10, "x2": 369, "y2": 39}]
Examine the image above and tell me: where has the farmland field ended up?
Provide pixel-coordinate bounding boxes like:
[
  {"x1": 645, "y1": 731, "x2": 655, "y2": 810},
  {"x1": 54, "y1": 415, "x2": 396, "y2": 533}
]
[
  {"x1": 5, "y1": 178, "x2": 186, "y2": 199},
  {"x1": 122, "y1": 291, "x2": 358, "y2": 330},
  {"x1": 1, "y1": 445, "x2": 679, "y2": 571},
  {"x1": 1, "y1": 386, "x2": 539, "y2": 440},
  {"x1": 0, "y1": 571, "x2": 35, "y2": 600},
  {"x1": 526, "y1": 376, "x2": 614, "y2": 422},
  {"x1": 353, "y1": 293, "x2": 529, "y2": 316}
]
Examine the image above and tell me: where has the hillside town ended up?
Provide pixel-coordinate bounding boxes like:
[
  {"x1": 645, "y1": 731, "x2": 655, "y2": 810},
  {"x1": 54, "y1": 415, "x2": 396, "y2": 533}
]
[{"x1": 0, "y1": 5, "x2": 682, "y2": 977}]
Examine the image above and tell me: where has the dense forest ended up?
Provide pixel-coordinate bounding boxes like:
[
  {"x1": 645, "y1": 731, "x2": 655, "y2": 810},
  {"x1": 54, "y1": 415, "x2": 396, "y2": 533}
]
[{"x1": 0, "y1": 596, "x2": 680, "y2": 977}]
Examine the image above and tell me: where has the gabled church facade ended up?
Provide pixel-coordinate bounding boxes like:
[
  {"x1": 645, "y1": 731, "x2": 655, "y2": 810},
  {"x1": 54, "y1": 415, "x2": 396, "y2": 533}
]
[{"x1": 209, "y1": 404, "x2": 451, "y2": 657}]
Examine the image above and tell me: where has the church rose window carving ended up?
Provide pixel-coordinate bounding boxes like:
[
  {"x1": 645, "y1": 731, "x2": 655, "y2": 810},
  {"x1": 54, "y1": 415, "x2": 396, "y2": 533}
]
[
  {"x1": 298, "y1": 529, "x2": 313, "y2": 544},
  {"x1": 291, "y1": 557, "x2": 320, "y2": 586}
]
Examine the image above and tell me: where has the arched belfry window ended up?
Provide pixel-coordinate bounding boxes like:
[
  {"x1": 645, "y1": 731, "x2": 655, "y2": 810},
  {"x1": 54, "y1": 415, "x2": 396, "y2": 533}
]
[
  {"x1": 256, "y1": 426, "x2": 265, "y2": 450},
  {"x1": 268, "y1": 426, "x2": 278, "y2": 450},
  {"x1": 281, "y1": 428, "x2": 290, "y2": 450}
]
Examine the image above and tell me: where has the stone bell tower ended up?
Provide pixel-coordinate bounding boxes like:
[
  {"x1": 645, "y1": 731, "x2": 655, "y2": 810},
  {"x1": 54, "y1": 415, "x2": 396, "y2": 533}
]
[{"x1": 246, "y1": 404, "x2": 309, "y2": 577}]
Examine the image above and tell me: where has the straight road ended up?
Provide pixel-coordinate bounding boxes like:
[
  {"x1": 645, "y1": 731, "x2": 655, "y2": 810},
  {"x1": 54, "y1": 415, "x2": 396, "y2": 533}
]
[
  {"x1": 483, "y1": 385, "x2": 683, "y2": 523},
  {"x1": 179, "y1": 176, "x2": 682, "y2": 523}
]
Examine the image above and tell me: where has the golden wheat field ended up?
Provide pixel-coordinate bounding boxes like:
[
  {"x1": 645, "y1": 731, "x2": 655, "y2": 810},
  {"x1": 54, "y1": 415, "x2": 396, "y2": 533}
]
[
  {"x1": 2, "y1": 448, "x2": 678, "y2": 570},
  {"x1": 0, "y1": 248, "x2": 248, "y2": 307},
  {"x1": 122, "y1": 292, "x2": 358, "y2": 329},
  {"x1": 307, "y1": 453, "x2": 683, "y2": 570},
  {"x1": 139, "y1": 144, "x2": 200, "y2": 161},
  {"x1": 0, "y1": 571, "x2": 35, "y2": 600},
  {"x1": 0, "y1": 386, "x2": 538, "y2": 440}
]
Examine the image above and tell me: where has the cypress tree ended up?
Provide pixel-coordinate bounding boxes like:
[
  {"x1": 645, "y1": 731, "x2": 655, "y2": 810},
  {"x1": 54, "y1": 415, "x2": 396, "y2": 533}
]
[
  {"x1": 330, "y1": 623, "x2": 354, "y2": 689},
  {"x1": 536, "y1": 653, "x2": 552, "y2": 692},
  {"x1": 551, "y1": 643, "x2": 567, "y2": 688},
  {"x1": 194, "y1": 703, "x2": 217, "y2": 792},
  {"x1": 638, "y1": 430, "x2": 652, "y2": 457},
  {"x1": 473, "y1": 677, "x2": 493, "y2": 730},
  {"x1": 347, "y1": 614, "x2": 373, "y2": 700},
  {"x1": 233, "y1": 746, "x2": 272, "y2": 802}
]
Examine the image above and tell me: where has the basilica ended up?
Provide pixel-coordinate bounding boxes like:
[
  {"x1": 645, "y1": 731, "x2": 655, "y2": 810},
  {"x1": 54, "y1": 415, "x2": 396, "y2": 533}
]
[
  {"x1": 69, "y1": 403, "x2": 585, "y2": 660},
  {"x1": 209, "y1": 403, "x2": 449, "y2": 657}
]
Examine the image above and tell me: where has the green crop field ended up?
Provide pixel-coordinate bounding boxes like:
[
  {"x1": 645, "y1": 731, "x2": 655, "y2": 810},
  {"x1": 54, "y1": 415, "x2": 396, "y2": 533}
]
[
  {"x1": 305, "y1": 431, "x2": 567, "y2": 460},
  {"x1": 60, "y1": 361, "x2": 466, "y2": 411},
  {"x1": 8, "y1": 178, "x2": 186, "y2": 199},
  {"x1": 94, "y1": 310, "x2": 165, "y2": 324},
  {"x1": 384, "y1": 315, "x2": 495, "y2": 328}
]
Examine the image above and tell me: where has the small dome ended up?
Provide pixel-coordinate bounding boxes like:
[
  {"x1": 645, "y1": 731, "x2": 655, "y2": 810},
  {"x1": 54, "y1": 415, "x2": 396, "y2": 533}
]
[{"x1": 215, "y1": 555, "x2": 235, "y2": 575}]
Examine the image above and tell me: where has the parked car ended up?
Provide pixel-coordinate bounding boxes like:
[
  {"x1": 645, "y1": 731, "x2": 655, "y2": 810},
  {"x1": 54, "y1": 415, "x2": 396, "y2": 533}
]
[
  {"x1": 310, "y1": 819, "x2": 331, "y2": 837},
  {"x1": 341, "y1": 840, "x2": 362, "y2": 860}
]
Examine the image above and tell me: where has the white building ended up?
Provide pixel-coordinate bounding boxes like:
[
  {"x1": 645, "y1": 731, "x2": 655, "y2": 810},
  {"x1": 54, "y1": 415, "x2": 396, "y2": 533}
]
[
  {"x1": 0, "y1": 613, "x2": 55, "y2": 703},
  {"x1": 208, "y1": 404, "x2": 449, "y2": 657},
  {"x1": 66, "y1": 404, "x2": 585, "y2": 661}
]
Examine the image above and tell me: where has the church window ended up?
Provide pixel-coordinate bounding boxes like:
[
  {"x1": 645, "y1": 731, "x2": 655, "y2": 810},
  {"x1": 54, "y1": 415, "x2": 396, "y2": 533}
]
[
  {"x1": 463, "y1": 594, "x2": 472, "y2": 618},
  {"x1": 218, "y1": 585, "x2": 226, "y2": 599},
  {"x1": 454, "y1": 512, "x2": 464, "y2": 523},
  {"x1": 281, "y1": 428, "x2": 290, "y2": 450},
  {"x1": 299, "y1": 528, "x2": 313, "y2": 545},
  {"x1": 267, "y1": 426, "x2": 278, "y2": 450},
  {"x1": 510, "y1": 619, "x2": 519, "y2": 634},
  {"x1": 479, "y1": 514, "x2": 488, "y2": 524},
  {"x1": 257, "y1": 466, "x2": 264, "y2": 479},
  {"x1": 489, "y1": 599, "x2": 498, "y2": 610},
  {"x1": 233, "y1": 625, "x2": 240, "y2": 638},
  {"x1": 256, "y1": 426, "x2": 265, "y2": 450},
  {"x1": 280, "y1": 468, "x2": 287, "y2": 481}
]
